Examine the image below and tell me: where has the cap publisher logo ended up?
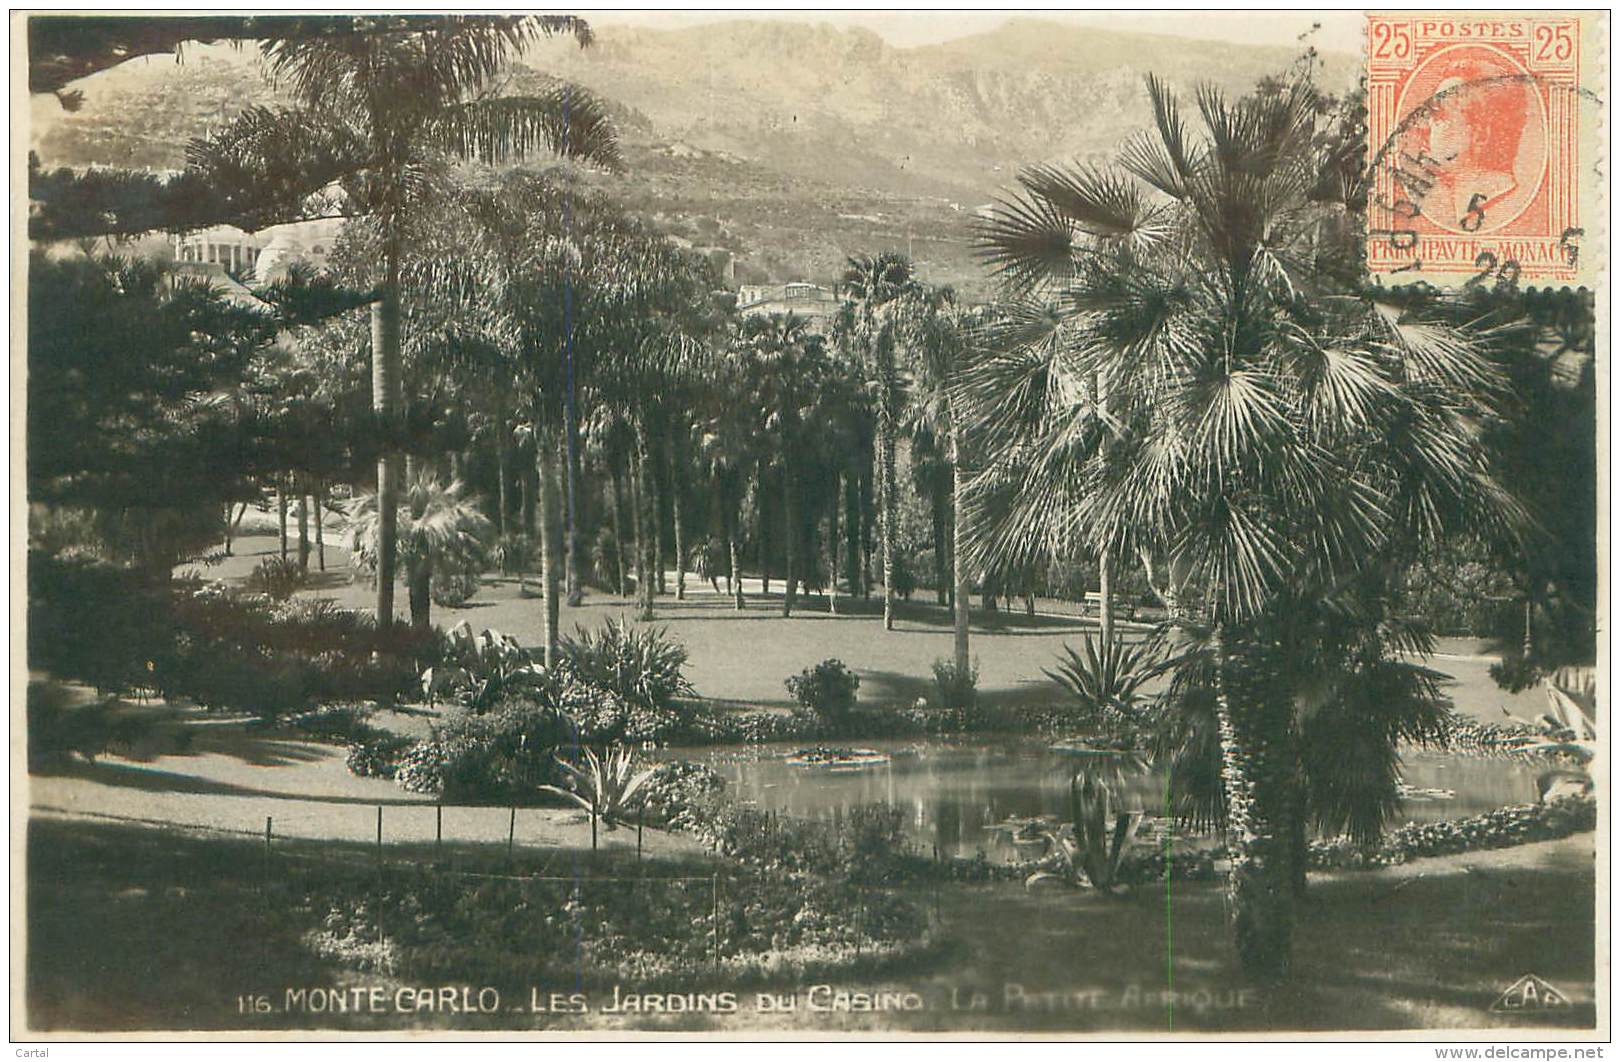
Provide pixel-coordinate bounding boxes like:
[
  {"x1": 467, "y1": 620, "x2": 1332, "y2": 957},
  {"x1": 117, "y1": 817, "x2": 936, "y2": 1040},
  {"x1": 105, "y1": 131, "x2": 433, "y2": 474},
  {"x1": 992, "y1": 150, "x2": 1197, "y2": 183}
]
[{"x1": 1490, "y1": 975, "x2": 1572, "y2": 1013}]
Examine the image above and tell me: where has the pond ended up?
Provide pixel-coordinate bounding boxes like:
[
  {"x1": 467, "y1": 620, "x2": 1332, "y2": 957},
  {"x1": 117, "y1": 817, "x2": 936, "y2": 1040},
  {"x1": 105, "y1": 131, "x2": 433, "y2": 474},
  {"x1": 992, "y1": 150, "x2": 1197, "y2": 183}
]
[{"x1": 664, "y1": 738, "x2": 1546, "y2": 862}]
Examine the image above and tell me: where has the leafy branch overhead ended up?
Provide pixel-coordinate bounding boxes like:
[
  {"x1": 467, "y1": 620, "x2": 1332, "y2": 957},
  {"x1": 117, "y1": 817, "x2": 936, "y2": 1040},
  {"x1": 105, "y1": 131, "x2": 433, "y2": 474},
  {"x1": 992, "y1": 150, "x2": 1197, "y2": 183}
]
[{"x1": 28, "y1": 14, "x2": 618, "y2": 243}]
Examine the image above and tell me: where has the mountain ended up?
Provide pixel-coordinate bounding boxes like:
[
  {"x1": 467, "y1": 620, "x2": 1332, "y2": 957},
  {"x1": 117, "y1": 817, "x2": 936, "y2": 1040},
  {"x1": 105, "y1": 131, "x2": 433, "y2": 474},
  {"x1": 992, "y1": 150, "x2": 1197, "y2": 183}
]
[{"x1": 29, "y1": 18, "x2": 1355, "y2": 295}]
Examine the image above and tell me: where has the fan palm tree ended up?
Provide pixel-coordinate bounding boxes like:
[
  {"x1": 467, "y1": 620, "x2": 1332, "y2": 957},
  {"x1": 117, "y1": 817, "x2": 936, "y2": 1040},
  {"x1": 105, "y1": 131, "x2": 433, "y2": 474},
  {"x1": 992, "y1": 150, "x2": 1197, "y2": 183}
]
[
  {"x1": 965, "y1": 74, "x2": 1523, "y2": 981},
  {"x1": 839, "y1": 252, "x2": 917, "y2": 630},
  {"x1": 346, "y1": 468, "x2": 490, "y2": 630},
  {"x1": 189, "y1": 15, "x2": 619, "y2": 630}
]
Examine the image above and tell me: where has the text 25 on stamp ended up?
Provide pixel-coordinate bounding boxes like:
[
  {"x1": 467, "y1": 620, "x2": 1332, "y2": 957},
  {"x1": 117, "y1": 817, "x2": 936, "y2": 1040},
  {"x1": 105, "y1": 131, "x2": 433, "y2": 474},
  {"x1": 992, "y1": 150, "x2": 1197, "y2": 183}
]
[{"x1": 1367, "y1": 14, "x2": 1585, "y2": 282}]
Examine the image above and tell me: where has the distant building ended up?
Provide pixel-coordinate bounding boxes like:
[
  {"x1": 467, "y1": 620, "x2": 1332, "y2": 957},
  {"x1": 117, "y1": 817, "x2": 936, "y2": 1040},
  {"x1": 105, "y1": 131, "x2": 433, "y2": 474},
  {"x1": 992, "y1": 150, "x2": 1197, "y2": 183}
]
[
  {"x1": 172, "y1": 218, "x2": 343, "y2": 282},
  {"x1": 736, "y1": 281, "x2": 843, "y2": 329}
]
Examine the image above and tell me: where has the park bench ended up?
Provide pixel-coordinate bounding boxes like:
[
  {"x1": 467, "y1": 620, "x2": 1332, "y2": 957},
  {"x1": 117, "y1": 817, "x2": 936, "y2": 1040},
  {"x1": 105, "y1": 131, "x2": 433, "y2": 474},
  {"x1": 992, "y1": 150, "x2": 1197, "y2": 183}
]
[{"x1": 1082, "y1": 592, "x2": 1136, "y2": 620}]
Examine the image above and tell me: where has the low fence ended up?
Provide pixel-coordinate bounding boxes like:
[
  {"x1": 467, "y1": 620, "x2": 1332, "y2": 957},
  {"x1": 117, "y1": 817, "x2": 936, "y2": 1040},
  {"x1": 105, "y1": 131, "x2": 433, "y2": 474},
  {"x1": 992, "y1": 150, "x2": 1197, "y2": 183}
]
[{"x1": 39, "y1": 801, "x2": 940, "y2": 975}]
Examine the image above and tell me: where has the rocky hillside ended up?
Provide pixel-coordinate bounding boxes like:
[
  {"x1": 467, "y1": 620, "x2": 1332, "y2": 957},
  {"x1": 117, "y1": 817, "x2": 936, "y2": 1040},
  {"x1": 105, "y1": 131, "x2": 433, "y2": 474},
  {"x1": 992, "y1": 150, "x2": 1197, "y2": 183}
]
[{"x1": 30, "y1": 18, "x2": 1354, "y2": 294}]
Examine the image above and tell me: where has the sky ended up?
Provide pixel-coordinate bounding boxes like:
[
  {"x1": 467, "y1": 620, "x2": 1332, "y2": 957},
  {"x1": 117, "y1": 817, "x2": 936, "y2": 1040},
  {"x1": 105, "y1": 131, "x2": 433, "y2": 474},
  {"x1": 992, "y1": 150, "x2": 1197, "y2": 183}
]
[{"x1": 579, "y1": 9, "x2": 1364, "y2": 53}]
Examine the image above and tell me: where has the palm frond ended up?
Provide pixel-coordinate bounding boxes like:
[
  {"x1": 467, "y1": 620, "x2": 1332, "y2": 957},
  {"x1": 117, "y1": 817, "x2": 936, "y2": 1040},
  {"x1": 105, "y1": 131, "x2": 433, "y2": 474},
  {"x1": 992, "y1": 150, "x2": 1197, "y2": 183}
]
[
  {"x1": 427, "y1": 87, "x2": 621, "y2": 170},
  {"x1": 972, "y1": 189, "x2": 1078, "y2": 293}
]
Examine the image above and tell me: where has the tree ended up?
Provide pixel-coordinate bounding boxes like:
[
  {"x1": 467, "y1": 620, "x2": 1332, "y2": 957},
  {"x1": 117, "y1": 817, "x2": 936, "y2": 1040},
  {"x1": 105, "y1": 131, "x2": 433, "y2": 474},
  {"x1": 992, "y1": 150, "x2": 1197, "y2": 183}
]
[
  {"x1": 27, "y1": 251, "x2": 280, "y2": 576},
  {"x1": 902, "y1": 284, "x2": 974, "y2": 672},
  {"x1": 839, "y1": 252, "x2": 917, "y2": 631},
  {"x1": 964, "y1": 75, "x2": 1522, "y2": 981},
  {"x1": 346, "y1": 469, "x2": 489, "y2": 630},
  {"x1": 743, "y1": 313, "x2": 824, "y2": 618},
  {"x1": 188, "y1": 14, "x2": 619, "y2": 630}
]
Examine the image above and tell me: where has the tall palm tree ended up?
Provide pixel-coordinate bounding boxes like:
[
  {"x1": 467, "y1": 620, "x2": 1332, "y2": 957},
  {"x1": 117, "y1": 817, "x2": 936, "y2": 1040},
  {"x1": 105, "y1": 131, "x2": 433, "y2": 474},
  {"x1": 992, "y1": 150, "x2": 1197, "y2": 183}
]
[
  {"x1": 697, "y1": 342, "x2": 763, "y2": 610},
  {"x1": 902, "y1": 283, "x2": 974, "y2": 672},
  {"x1": 839, "y1": 252, "x2": 916, "y2": 630},
  {"x1": 190, "y1": 15, "x2": 619, "y2": 629},
  {"x1": 965, "y1": 75, "x2": 1522, "y2": 981},
  {"x1": 346, "y1": 469, "x2": 490, "y2": 630},
  {"x1": 743, "y1": 313, "x2": 823, "y2": 618}
]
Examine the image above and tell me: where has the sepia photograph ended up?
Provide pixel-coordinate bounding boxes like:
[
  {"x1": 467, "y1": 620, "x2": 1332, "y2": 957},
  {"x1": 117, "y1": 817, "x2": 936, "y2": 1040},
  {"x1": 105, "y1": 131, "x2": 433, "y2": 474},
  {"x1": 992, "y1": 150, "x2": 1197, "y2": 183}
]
[{"x1": 13, "y1": 8, "x2": 1608, "y2": 1040}]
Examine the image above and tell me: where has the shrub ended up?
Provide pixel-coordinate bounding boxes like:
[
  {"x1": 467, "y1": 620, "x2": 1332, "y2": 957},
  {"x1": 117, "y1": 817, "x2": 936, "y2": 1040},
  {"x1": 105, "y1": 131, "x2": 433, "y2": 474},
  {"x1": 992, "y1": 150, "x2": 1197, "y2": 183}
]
[
  {"x1": 549, "y1": 681, "x2": 682, "y2": 746},
  {"x1": 929, "y1": 658, "x2": 979, "y2": 721},
  {"x1": 638, "y1": 761, "x2": 726, "y2": 829},
  {"x1": 27, "y1": 552, "x2": 168, "y2": 693},
  {"x1": 26, "y1": 681, "x2": 150, "y2": 769},
  {"x1": 394, "y1": 702, "x2": 575, "y2": 802},
  {"x1": 431, "y1": 567, "x2": 482, "y2": 608},
  {"x1": 562, "y1": 620, "x2": 695, "y2": 716},
  {"x1": 345, "y1": 734, "x2": 414, "y2": 779},
  {"x1": 425, "y1": 623, "x2": 548, "y2": 711},
  {"x1": 890, "y1": 553, "x2": 916, "y2": 601},
  {"x1": 786, "y1": 659, "x2": 860, "y2": 724},
  {"x1": 286, "y1": 702, "x2": 381, "y2": 744},
  {"x1": 246, "y1": 556, "x2": 307, "y2": 601}
]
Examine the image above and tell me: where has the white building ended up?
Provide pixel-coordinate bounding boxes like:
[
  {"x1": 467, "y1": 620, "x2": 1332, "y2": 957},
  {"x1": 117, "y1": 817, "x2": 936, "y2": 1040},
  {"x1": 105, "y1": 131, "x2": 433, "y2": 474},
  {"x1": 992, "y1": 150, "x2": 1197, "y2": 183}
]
[
  {"x1": 736, "y1": 281, "x2": 843, "y2": 330},
  {"x1": 172, "y1": 218, "x2": 343, "y2": 282}
]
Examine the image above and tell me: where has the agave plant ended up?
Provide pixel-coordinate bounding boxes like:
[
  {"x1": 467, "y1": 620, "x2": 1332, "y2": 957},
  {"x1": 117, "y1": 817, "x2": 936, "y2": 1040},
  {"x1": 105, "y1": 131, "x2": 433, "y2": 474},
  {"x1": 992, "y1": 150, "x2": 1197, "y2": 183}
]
[
  {"x1": 1044, "y1": 634, "x2": 1168, "y2": 728},
  {"x1": 539, "y1": 744, "x2": 657, "y2": 832},
  {"x1": 1025, "y1": 775, "x2": 1143, "y2": 894}
]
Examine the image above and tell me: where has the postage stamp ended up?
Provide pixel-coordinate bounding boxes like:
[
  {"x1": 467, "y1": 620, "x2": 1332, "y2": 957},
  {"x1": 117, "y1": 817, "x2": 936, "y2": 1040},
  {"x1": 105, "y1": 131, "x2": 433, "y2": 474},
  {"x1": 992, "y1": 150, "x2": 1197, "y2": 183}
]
[{"x1": 1365, "y1": 12, "x2": 1602, "y2": 285}]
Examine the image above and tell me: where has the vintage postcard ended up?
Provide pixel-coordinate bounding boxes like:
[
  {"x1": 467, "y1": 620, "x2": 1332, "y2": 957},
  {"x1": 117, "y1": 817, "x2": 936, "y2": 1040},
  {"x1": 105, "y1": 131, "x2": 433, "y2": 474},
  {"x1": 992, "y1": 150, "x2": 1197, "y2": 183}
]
[{"x1": 12, "y1": 9, "x2": 1609, "y2": 1043}]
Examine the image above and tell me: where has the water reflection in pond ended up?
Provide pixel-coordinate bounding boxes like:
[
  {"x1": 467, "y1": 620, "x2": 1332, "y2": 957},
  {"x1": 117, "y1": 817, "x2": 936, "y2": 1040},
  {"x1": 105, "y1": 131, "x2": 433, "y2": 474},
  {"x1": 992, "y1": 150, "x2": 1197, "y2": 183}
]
[{"x1": 665, "y1": 739, "x2": 1543, "y2": 862}]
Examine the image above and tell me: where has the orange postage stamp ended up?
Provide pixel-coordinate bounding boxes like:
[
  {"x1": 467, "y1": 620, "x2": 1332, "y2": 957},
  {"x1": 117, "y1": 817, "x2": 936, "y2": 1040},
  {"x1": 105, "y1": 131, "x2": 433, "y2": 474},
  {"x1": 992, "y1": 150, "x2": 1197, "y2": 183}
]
[{"x1": 1366, "y1": 12, "x2": 1602, "y2": 285}]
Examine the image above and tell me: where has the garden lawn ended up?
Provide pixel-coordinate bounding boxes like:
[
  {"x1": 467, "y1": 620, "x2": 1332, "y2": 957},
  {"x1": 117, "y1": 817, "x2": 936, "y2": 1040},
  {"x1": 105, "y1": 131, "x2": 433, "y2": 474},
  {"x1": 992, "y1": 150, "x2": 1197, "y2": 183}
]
[
  {"x1": 28, "y1": 702, "x2": 703, "y2": 859},
  {"x1": 199, "y1": 525, "x2": 1545, "y2": 721}
]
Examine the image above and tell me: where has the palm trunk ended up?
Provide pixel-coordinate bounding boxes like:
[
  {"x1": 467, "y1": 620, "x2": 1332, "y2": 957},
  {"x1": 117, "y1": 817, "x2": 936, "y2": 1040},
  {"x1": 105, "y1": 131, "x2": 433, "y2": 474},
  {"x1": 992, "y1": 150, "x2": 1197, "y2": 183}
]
[
  {"x1": 727, "y1": 502, "x2": 746, "y2": 609},
  {"x1": 297, "y1": 490, "x2": 310, "y2": 572},
  {"x1": 313, "y1": 484, "x2": 326, "y2": 572},
  {"x1": 878, "y1": 406, "x2": 897, "y2": 629},
  {"x1": 222, "y1": 503, "x2": 235, "y2": 556},
  {"x1": 669, "y1": 421, "x2": 687, "y2": 601},
  {"x1": 609, "y1": 456, "x2": 629, "y2": 597},
  {"x1": 844, "y1": 469, "x2": 861, "y2": 598},
  {"x1": 632, "y1": 418, "x2": 656, "y2": 620},
  {"x1": 628, "y1": 444, "x2": 645, "y2": 602},
  {"x1": 950, "y1": 429, "x2": 970, "y2": 676},
  {"x1": 757, "y1": 470, "x2": 770, "y2": 596},
  {"x1": 521, "y1": 454, "x2": 536, "y2": 537},
  {"x1": 536, "y1": 419, "x2": 563, "y2": 667},
  {"x1": 495, "y1": 421, "x2": 510, "y2": 540},
  {"x1": 565, "y1": 416, "x2": 583, "y2": 607},
  {"x1": 277, "y1": 482, "x2": 289, "y2": 560},
  {"x1": 932, "y1": 494, "x2": 948, "y2": 607},
  {"x1": 651, "y1": 429, "x2": 666, "y2": 597},
  {"x1": 371, "y1": 238, "x2": 403, "y2": 630},
  {"x1": 408, "y1": 557, "x2": 431, "y2": 632},
  {"x1": 782, "y1": 452, "x2": 799, "y2": 618},
  {"x1": 827, "y1": 471, "x2": 841, "y2": 614},
  {"x1": 1099, "y1": 551, "x2": 1115, "y2": 644},
  {"x1": 1210, "y1": 625, "x2": 1296, "y2": 983}
]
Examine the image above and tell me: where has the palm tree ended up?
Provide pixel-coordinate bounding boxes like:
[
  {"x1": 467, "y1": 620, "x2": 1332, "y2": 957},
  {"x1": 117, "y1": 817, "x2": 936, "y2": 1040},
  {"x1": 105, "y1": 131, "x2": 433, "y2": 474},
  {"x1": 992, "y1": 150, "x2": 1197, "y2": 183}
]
[
  {"x1": 902, "y1": 283, "x2": 974, "y2": 673},
  {"x1": 839, "y1": 252, "x2": 916, "y2": 630},
  {"x1": 405, "y1": 175, "x2": 634, "y2": 662},
  {"x1": 697, "y1": 344, "x2": 762, "y2": 610},
  {"x1": 964, "y1": 75, "x2": 1522, "y2": 981},
  {"x1": 346, "y1": 468, "x2": 490, "y2": 630},
  {"x1": 743, "y1": 313, "x2": 822, "y2": 618},
  {"x1": 190, "y1": 15, "x2": 619, "y2": 630}
]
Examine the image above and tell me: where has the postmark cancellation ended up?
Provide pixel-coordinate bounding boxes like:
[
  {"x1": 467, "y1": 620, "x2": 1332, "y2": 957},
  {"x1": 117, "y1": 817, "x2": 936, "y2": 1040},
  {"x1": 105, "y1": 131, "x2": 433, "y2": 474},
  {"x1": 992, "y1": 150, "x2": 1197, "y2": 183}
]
[{"x1": 1366, "y1": 12, "x2": 1605, "y2": 286}]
